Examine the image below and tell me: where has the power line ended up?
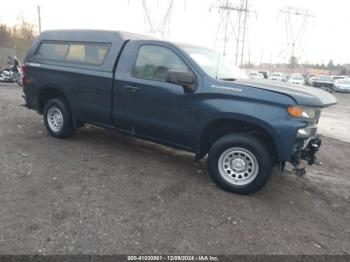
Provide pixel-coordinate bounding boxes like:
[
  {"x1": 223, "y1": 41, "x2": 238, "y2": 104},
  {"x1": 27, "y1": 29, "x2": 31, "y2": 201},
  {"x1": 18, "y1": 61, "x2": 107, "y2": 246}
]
[
  {"x1": 211, "y1": 0, "x2": 254, "y2": 66},
  {"x1": 278, "y1": 6, "x2": 315, "y2": 64},
  {"x1": 136, "y1": 0, "x2": 176, "y2": 39},
  {"x1": 239, "y1": 0, "x2": 248, "y2": 66}
]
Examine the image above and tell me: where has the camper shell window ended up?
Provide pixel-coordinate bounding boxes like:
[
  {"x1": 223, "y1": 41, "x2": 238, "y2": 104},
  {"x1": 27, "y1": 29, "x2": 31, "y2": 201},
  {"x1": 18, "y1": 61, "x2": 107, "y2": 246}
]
[{"x1": 35, "y1": 41, "x2": 110, "y2": 65}]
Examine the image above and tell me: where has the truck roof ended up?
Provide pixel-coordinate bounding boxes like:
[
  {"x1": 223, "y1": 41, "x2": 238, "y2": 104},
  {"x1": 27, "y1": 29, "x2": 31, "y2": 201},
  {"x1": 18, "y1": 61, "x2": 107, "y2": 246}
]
[
  {"x1": 37, "y1": 29, "x2": 156, "y2": 43},
  {"x1": 25, "y1": 29, "x2": 157, "y2": 72}
]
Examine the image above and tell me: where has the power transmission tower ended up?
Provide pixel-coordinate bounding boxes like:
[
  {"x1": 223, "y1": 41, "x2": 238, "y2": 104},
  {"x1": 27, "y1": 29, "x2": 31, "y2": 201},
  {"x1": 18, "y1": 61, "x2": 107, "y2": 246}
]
[
  {"x1": 211, "y1": 0, "x2": 254, "y2": 66},
  {"x1": 278, "y1": 7, "x2": 314, "y2": 65},
  {"x1": 140, "y1": 0, "x2": 175, "y2": 39}
]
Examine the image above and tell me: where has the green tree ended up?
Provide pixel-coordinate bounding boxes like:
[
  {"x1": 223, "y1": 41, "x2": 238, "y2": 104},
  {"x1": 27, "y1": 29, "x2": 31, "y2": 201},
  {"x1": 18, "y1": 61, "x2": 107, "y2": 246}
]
[
  {"x1": 289, "y1": 56, "x2": 298, "y2": 68},
  {"x1": 327, "y1": 59, "x2": 335, "y2": 70},
  {"x1": 340, "y1": 67, "x2": 347, "y2": 75}
]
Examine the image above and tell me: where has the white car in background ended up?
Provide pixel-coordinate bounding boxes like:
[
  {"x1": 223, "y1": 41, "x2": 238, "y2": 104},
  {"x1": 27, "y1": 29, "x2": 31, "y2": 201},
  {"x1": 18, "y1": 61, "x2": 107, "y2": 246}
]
[
  {"x1": 332, "y1": 75, "x2": 348, "y2": 82},
  {"x1": 333, "y1": 78, "x2": 350, "y2": 92},
  {"x1": 288, "y1": 74, "x2": 305, "y2": 85},
  {"x1": 268, "y1": 72, "x2": 287, "y2": 81},
  {"x1": 248, "y1": 71, "x2": 264, "y2": 79}
]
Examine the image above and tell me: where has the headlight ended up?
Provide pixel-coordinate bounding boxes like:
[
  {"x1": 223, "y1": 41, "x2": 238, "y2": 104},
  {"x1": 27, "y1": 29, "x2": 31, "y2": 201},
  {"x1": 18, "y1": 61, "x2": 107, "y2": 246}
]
[
  {"x1": 297, "y1": 127, "x2": 316, "y2": 138},
  {"x1": 287, "y1": 106, "x2": 319, "y2": 119}
]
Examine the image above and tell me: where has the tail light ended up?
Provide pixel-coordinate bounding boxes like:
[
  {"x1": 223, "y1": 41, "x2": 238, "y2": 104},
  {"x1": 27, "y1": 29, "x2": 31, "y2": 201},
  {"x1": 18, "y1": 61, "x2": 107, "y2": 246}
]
[{"x1": 20, "y1": 64, "x2": 26, "y2": 85}]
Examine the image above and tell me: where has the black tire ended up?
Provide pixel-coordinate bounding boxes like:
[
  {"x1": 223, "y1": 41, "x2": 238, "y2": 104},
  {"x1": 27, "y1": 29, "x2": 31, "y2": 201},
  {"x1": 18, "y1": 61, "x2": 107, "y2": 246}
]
[
  {"x1": 208, "y1": 133, "x2": 272, "y2": 194},
  {"x1": 43, "y1": 98, "x2": 75, "y2": 138}
]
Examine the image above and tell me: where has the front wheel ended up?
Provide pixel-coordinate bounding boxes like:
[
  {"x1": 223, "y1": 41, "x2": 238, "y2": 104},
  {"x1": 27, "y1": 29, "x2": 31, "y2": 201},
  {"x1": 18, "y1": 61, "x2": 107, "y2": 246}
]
[
  {"x1": 208, "y1": 133, "x2": 272, "y2": 194},
  {"x1": 43, "y1": 98, "x2": 75, "y2": 138}
]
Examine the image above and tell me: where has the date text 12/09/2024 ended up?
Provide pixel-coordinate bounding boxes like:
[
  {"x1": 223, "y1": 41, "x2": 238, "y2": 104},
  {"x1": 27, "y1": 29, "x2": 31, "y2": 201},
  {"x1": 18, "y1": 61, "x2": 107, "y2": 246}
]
[{"x1": 127, "y1": 255, "x2": 219, "y2": 261}]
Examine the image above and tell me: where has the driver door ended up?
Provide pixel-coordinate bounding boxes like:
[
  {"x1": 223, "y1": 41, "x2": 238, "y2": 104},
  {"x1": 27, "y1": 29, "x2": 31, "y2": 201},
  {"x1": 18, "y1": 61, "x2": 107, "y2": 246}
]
[{"x1": 114, "y1": 43, "x2": 200, "y2": 148}]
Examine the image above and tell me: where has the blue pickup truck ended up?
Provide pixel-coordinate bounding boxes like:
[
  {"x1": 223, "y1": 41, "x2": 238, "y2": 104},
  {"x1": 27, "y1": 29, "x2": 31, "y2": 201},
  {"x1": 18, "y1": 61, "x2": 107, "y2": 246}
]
[{"x1": 22, "y1": 30, "x2": 336, "y2": 194}]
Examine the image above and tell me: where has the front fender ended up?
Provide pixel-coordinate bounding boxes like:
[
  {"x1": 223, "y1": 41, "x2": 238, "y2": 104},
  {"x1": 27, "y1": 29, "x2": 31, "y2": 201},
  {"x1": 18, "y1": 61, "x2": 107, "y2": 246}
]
[{"x1": 194, "y1": 98, "x2": 305, "y2": 161}]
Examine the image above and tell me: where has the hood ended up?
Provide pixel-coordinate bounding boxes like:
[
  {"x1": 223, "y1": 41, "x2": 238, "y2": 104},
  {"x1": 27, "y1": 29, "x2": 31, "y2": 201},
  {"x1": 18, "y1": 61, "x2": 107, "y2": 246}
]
[{"x1": 235, "y1": 79, "x2": 337, "y2": 107}]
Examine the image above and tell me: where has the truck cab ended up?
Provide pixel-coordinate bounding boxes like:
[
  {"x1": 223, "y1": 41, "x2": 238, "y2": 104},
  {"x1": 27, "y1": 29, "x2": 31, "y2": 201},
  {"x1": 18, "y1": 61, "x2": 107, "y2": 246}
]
[{"x1": 22, "y1": 30, "x2": 337, "y2": 194}]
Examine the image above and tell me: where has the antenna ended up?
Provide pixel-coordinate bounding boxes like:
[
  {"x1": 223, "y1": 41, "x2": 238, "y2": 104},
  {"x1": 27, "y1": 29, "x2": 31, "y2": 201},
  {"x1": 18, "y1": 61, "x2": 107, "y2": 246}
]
[
  {"x1": 278, "y1": 6, "x2": 314, "y2": 65},
  {"x1": 211, "y1": 0, "x2": 254, "y2": 66}
]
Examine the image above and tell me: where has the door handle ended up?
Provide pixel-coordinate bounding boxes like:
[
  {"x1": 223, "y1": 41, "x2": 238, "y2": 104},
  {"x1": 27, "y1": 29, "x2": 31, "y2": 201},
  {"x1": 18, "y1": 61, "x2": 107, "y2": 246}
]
[{"x1": 125, "y1": 85, "x2": 139, "y2": 93}]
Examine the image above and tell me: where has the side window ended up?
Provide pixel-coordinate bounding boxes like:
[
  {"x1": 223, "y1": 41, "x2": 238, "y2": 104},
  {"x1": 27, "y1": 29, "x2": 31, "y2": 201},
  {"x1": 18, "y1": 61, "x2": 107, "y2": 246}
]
[
  {"x1": 36, "y1": 43, "x2": 69, "y2": 61},
  {"x1": 66, "y1": 44, "x2": 85, "y2": 63},
  {"x1": 133, "y1": 45, "x2": 190, "y2": 81},
  {"x1": 36, "y1": 42, "x2": 110, "y2": 65},
  {"x1": 65, "y1": 44, "x2": 109, "y2": 64}
]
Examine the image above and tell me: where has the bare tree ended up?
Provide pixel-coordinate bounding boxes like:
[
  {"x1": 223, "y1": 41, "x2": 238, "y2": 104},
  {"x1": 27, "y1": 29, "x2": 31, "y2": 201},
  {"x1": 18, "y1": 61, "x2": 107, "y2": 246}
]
[
  {"x1": 0, "y1": 24, "x2": 12, "y2": 47},
  {"x1": 0, "y1": 20, "x2": 37, "y2": 61}
]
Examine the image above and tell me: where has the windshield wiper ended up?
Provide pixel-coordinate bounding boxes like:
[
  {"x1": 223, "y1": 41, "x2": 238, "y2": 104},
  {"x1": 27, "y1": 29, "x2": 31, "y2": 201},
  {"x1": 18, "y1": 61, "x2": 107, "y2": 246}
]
[{"x1": 219, "y1": 78, "x2": 237, "y2": 82}]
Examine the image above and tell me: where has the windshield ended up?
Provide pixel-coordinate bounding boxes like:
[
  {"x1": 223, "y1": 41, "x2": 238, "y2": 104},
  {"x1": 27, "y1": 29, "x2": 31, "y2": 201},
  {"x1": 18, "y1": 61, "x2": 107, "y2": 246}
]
[
  {"x1": 179, "y1": 45, "x2": 248, "y2": 80},
  {"x1": 270, "y1": 73, "x2": 282, "y2": 77},
  {"x1": 316, "y1": 76, "x2": 332, "y2": 82}
]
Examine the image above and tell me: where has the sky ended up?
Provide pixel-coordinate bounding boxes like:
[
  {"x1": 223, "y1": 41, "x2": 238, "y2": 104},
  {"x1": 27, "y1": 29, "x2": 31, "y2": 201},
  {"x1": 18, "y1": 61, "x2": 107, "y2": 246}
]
[{"x1": 0, "y1": 0, "x2": 349, "y2": 65}]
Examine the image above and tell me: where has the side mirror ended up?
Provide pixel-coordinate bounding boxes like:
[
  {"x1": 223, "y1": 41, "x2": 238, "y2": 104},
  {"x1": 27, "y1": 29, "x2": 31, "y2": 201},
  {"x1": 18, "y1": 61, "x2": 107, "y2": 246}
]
[{"x1": 166, "y1": 70, "x2": 196, "y2": 93}]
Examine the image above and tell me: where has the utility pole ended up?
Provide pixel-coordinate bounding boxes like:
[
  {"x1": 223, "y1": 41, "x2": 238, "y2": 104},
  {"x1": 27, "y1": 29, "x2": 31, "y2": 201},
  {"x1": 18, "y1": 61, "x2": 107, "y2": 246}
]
[
  {"x1": 37, "y1": 5, "x2": 42, "y2": 33},
  {"x1": 248, "y1": 48, "x2": 251, "y2": 66},
  {"x1": 259, "y1": 49, "x2": 263, "y2": 66}
]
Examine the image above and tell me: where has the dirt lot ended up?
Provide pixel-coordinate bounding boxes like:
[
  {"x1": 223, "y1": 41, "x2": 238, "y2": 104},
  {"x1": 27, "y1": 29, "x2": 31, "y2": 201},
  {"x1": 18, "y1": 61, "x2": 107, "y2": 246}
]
[{"x1": 0, "y1": 82, "x2": 350, "y2": 255}]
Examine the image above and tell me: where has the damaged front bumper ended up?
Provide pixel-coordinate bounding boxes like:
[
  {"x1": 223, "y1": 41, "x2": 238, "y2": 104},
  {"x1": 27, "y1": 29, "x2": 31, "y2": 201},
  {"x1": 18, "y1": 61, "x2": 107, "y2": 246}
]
[
  {"x1": 300, "y1": 136, "x2": 322, "y2": 166},
  {"x1": 287, "y1": 135, "x2": 322, "y2": 177}
]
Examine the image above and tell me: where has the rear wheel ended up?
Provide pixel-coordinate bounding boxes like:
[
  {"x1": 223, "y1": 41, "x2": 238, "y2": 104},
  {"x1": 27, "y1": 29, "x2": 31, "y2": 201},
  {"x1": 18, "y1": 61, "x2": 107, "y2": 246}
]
[
  {"x1": 208, "y1": 133, "x2": 272, "y2": 194},
  {"x1": 43, "y1": 98, "x2": 75, "y2": 138}
]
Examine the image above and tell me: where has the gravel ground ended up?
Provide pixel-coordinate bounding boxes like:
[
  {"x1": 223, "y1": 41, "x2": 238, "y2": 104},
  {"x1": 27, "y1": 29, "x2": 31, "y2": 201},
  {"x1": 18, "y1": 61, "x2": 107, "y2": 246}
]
[{"x1": 0, "y1": 82, "x2": 350, "y2": 255}]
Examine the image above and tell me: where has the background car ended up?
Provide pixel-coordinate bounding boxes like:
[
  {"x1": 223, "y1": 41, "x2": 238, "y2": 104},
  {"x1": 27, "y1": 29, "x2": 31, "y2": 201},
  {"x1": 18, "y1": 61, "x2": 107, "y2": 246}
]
[
  {"x1": 248, "y1": 71, "x2": 264, "y2": 79},
  {"x1": 334, "y1": 78, "x2": 350, "y2": 92},
  {"x1": 312, "y1": 75, "x2": 334, "y2": 92},
  {"x1": 288, "y1": 74, "x2": 305, "y2": 85},
  {"x1": 268, "y1": 72, "x2": 287, "y2": 81},
  {"x1": 332, "y1": 75, "x2": 348, "y2": 82},
  {"x1": 258, "y1": 71, "x2": 269, "y2": 79},
  {"x1": 306, "y1": 75, "x2": 315, "y2": 86}
]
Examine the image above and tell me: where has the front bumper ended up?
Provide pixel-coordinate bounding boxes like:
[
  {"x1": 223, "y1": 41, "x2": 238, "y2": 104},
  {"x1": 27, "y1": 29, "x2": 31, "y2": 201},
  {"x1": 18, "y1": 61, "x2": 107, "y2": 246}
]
[
  {"x1": 300, "y1": 136, "x2": 322, "y2": 165},
  {"x1": 334, "y1": 86, "x2": 350, "y2": 92},
  {"x1": 289, "y1": 81, "x2": 304, "y2": 85}
]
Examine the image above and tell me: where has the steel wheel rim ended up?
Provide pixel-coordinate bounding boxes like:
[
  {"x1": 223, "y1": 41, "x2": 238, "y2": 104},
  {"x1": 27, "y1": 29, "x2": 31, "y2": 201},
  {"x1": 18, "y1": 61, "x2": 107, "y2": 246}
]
[
  {"x1": 218, "y1": 147, "x2": 259, "y2": 186},
  {"x1": 47, "y1": 106, "x2": 64, "y2": 133}
]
